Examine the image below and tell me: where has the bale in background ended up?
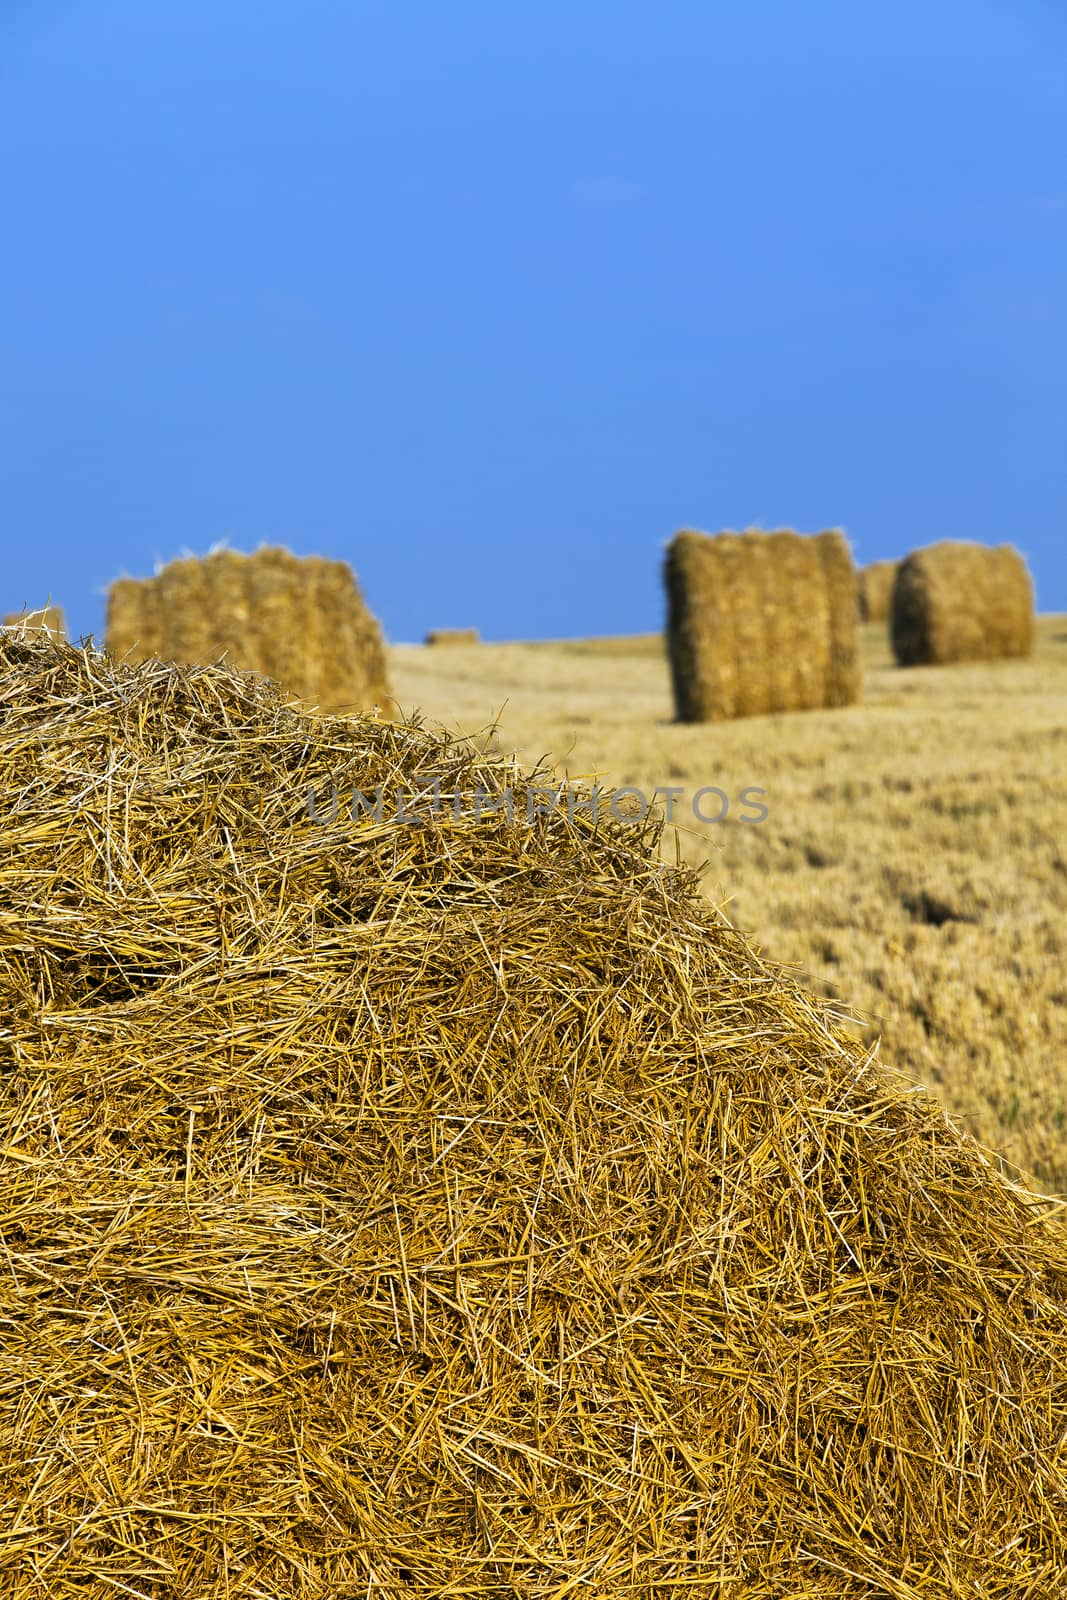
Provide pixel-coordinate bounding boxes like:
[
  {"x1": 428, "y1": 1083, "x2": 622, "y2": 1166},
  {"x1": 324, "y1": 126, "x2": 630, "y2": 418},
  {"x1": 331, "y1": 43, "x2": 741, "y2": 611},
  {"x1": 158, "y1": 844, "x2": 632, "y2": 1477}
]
[
  {"x1": 664, "y1": 526, "x2": 861, "y2": 721},
  {"x1": 425, "y1": 627, "x2": 480, "y2": 645},
  {"x1": 106, "y1": 577, "x2": 164, "y2": 662},
  {"x1": 105, "y1": 545, "x2": 391, "y2": 714},
  {"x1": 891, "y1": 540, "x2": 1034, "y2": 667},
  {"x1": 2, "y1": 605, "x2": 65, "y2": 640},
  {"x1": 857, "y1": 559, "x2": 898, "y2": 623}
]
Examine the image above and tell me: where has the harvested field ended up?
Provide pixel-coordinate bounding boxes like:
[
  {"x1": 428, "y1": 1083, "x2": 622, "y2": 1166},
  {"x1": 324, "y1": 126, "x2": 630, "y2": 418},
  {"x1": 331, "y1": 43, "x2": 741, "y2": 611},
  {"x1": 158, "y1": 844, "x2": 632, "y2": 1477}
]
[
  {"x1": 105, "y1": 545, "x2": 391, "y2": 715},
  {"x1": 391, "y1": 614, "x2": 1067, "y2": 1194},
  {"x1": 891, "y1": 540, "x2": 1034, "y2": 666},
  {"x1": 3, "y1": 634, "x2": 1067, "y2": 1596},
  {"x1": 664, "y1": 527, "x2": 861, "y2": 721}
]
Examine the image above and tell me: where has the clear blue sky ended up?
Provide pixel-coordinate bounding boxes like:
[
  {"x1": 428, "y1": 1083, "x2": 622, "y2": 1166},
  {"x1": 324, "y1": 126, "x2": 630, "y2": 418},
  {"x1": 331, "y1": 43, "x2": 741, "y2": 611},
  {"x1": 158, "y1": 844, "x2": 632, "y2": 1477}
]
[{"x1": 2, "y1": 1, "x2": 1065, "y2": 642}]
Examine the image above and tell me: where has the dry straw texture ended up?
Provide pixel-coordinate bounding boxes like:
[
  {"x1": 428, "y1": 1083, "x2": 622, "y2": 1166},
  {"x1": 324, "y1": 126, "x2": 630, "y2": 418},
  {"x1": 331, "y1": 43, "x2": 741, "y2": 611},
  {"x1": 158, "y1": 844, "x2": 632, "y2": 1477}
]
[
  {"x1": 891, "y1": 541, "x2": 1034, "y2": 667},
  {"x1": 2, "y1": 635, "x2": 1067, "y2": 1597},
  {"x1": 857, "y1": 560, "x2": 898, "y2": 623},
  {"x1": 426, "y1": 628, "x2": 481, "y2": 645},
  {"x1": 388, "y1": 618, "x2": 1067, "y2": 1194},
  {"x1": 105, "y1": 545, "x2": 391, "y2": 714},
  {"x1": 2, "y1": 605, "x2": 65, "y2": 640},
  {"x1": 665, "y1": 527, "x2": 861, "y2": 722}
]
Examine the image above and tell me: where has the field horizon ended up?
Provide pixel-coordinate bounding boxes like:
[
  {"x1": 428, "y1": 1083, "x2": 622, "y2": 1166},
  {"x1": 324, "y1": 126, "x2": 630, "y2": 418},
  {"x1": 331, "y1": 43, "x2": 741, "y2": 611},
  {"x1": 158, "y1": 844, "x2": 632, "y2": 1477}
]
[{"x1": 390, "y1": 613, "x2": 1067, "y2": 1195}]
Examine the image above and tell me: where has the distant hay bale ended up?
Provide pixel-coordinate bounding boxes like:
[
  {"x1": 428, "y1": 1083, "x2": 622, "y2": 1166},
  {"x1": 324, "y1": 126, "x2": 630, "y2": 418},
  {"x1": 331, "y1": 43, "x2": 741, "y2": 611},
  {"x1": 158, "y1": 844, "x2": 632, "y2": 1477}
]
[
  {"x1": 891, "y1": 540, "x2": 1034, "y2": 667},
  {"x1": 425, "y1": 627, "x2": 480, "y2": 646},
  {"x1": 2, "y1": 605, "x2": 65, "y2": 640},
  {"x1": 664, "y1": 526, "x2": 861, "y2": 721},
  {"x1": 858, "y1": 559, "x2": 898, "y2": 623},
  {"x1": 106, "y1": 546, "x2": 391, "y2": 714},
  {"x1": 106, "y1": 578, "x2": 164, "y2": 662}
]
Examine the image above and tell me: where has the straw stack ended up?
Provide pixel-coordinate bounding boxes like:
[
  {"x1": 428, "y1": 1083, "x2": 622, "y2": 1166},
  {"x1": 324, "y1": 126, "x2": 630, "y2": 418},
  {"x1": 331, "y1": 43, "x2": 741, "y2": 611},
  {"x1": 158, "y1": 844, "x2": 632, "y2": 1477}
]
[
  {"x1": 105, "y1": 545, "x2": 391, "y2": 714},
  {"x1": 2, "y1": 605, "x2": 65, "y2": 640},
  {"x1": 106, "y1": 577, "x2": 164, "y2": 660},
  {"x1": 425, "y1": 627, "x2": 480, "y2": 645},
  {"x1": 2, "y1": 634, "x2": 1066, "y2": 1598},
  {"x1": 891, "y1": 540, "x2": 1035, "y2": 667},
  {"x1": 857, "y1": 559, "x2": 897, "y2": 623},
  {"x1": 664, "y1": 527, "x2": 861, "y2": 721}
]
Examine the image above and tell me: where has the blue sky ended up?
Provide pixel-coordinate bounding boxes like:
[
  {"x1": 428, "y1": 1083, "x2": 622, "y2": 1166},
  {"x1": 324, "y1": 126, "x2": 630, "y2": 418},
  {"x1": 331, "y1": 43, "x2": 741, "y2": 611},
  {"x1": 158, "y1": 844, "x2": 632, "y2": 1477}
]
[{"x1": 2, "y1": 0, "x2": 1064, "y2": 642}]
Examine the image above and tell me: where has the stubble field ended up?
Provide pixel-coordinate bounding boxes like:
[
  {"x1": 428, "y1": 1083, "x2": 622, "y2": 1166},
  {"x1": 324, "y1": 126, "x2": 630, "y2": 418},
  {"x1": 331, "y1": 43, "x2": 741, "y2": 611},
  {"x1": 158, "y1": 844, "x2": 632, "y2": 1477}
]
[{"x1": 389, "y1": 616, "x2": 1067, "y2": 1194}]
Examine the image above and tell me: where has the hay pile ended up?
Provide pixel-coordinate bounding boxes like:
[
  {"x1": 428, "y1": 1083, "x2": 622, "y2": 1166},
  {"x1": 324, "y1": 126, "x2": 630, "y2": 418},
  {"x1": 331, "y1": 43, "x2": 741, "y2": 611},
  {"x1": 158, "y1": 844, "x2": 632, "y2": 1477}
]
[
  {"x1": 426, "y1": 628, "x2": 480, "y2": 645},
  {"x1": 891, "y1": 541, "x2": 1034, "y2": 667},
  {"x1": 857, "y1": 560, "x2": 897, "y2": 623},
  {"x1": 2, "y1": 635, "x2": 1067, "y2": 1599},
  {"x1": 664, "y1": 528, "x2": 861, "y2": 721},
  {"x1": 106, "y1": 545, "x2": 391, "y2": 714},
  {"x1": 2, "y1": 604, "x2": 65, "y2": 640}
]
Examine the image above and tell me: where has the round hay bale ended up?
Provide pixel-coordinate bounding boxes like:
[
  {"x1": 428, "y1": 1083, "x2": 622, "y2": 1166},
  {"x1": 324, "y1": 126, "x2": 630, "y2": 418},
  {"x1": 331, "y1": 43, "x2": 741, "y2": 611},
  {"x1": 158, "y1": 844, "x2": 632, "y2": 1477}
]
[
  {"x1": 1, "y1": 605, "x2": 65, "y2": 641},
  {"x1": 104, "y1": 546, "x2": 392, "y2": 715},
  {"x1": 891, "y1": 540, "x2": 1034, "y2": 666},
  {"x1": 425, "y1": 627, "x2": 480, "y2": 645},
  {"x1": 857, "y1": 559, "x2": 898, "y2": 623},
  {"x1": 664, "y1": 527, "x2": 861, "y2": 721},
  {"x1": 816, "y1": 528, "x2": 863, "y2": 705},
  {"x1": 1, "y1": 635, "x2": 1065, "y2": 1595}
]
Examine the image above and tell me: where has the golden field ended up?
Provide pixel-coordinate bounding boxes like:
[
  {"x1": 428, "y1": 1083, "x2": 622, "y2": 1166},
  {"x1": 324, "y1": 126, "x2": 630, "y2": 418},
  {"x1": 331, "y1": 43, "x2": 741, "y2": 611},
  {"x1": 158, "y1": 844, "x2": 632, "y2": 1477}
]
[{"x1": 390, "y1": 615, "x2": 1067, "y2": 1195}]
